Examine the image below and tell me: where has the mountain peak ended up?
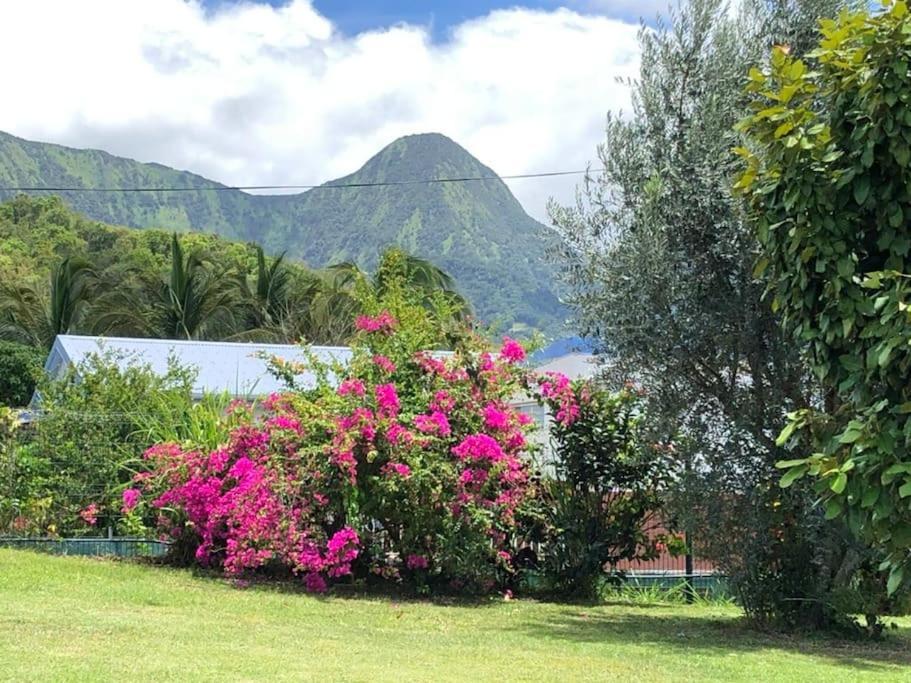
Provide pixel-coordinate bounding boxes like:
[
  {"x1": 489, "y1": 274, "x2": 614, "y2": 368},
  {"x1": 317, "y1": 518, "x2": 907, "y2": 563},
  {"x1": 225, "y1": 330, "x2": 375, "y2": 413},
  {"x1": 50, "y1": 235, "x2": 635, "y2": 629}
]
[
  {"x1": 0, "y1": 130, "x2": 564, "y2": 333},
  {"x1": 345, "y1": 132, "x2": 495, "y2": 184}
]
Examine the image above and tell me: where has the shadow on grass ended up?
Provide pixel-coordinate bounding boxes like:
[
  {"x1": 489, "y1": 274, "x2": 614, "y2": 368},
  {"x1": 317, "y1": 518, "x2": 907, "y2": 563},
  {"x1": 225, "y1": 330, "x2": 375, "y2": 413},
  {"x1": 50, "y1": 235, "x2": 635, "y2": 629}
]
[
  {"x1": 177, "y1": 566, "x2": 504, "y2": 609},
  {"x1": 509, "y1": 608, "x2": 911, "y2": 672},
  {"x1": 110, "y1": 553, "x2": 911, "y2": 670}
]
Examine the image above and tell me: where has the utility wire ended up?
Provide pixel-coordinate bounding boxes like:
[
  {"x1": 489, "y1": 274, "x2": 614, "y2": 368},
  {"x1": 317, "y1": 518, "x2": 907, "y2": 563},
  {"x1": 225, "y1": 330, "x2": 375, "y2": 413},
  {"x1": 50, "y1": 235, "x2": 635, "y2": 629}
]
[{"x1": 0, "y1": 168, "x2": 603, "y2": 194}]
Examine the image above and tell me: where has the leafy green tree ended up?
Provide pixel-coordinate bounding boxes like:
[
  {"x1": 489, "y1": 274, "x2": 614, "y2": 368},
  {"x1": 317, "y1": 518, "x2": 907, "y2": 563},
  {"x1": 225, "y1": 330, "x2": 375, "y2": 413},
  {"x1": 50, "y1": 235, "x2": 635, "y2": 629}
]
[
  {"x1": 736, "y1": 1, "x2": 911, "y2": 594},
  {"x1": 270, "y1": 248, "x2": 471, "y2": 346},
  {"x1": 541, "y1": 385, "x2": 672, "y2": 598},
  {"x1": 1, "y1": 350, "x2": 197, "y2": 535},
  {"x1": 0, "y1": 197, "x2": 473, "y2": 349},
  {"x1": 0, "y1": 341, "x2": 43, "y2": 406},
  {"x1": 98, "y1": 233, "x2": 246, "y2": 341},
  {"x1": 0, "y1": 256, "x2": 99, "y2": 348},
  {"x1": 234, "y1": 246, "x2": 358, "y2": 346},
  {"x1": 154, "y1": 233, "x2": 244, "y2": 339},
  {"x1": 333, "y1": 248, "x2": 470, "y2": 320},
  {"x1": 547, "y1": 0, "x2": 872, "y2": 628}
]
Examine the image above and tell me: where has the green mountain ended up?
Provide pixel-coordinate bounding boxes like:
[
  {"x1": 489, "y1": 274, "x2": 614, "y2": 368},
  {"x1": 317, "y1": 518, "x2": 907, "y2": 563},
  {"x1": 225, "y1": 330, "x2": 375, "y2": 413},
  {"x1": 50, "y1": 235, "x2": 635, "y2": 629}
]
[{"x1": 0, "y1": 130, "x2": 563, "y2": 333}]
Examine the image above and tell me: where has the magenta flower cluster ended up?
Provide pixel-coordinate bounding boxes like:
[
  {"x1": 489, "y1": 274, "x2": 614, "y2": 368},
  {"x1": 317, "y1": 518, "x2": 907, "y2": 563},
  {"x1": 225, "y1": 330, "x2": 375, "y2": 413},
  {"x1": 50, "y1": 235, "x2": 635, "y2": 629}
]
[
  {"x1": 355, "y1": 311, "x2": 397, "y2": 334},
  {"x1": 141, "y1": 424, "x2": 359, "y2": 591},
  {"x1": 139, "y1": 313, "x2": 582, "y2": 593},
  {"x1": 499, "y1": 337, "x2": 526, "y2": 363},
  {"x1": 536, "y1": 372, "x2": 581, "y2": 425},
  {"x1": 121, "y1": 488, "x2": 141, "y2": 513}
]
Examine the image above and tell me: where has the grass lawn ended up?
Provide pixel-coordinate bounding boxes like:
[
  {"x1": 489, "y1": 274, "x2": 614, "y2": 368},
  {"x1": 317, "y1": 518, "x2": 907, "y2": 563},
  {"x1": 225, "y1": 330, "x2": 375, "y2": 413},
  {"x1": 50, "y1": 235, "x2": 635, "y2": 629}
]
[{"x1": 1, "y1": 549, "x2": 909, "y2": 682}]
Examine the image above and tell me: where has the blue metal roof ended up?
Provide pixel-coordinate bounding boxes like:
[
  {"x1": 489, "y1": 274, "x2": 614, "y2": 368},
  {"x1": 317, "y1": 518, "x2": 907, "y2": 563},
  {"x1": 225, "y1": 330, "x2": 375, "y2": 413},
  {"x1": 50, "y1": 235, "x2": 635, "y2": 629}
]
[{"x1": 43, "y1": 335, "x2": 353, "y2": 400}]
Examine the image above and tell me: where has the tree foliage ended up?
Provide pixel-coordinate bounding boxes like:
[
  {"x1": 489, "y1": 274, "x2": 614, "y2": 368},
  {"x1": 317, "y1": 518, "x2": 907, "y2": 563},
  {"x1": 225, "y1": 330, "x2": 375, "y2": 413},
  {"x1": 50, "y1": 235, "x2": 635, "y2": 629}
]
[
  {"x1": 0, "y1": 256, "x2": 99, "y2": 349},
  {"x1": 0, "y1": 350, "x2": 197, "y2": 535},
  {"x1": 541, "y1": 385, "x2": 672, "y2": 597},
  {"x1": 0, "y1": 196, "x2": 470, "y2": 351},
  {"x1": 736, "y1": 1, "x2": 911, "y2": 594},
  {"x1": 0, "y1": 341, "x2": 43, "y2": 407},
  {"x1": 547, "y1": 0, "x2": 884, "y2": 628}
]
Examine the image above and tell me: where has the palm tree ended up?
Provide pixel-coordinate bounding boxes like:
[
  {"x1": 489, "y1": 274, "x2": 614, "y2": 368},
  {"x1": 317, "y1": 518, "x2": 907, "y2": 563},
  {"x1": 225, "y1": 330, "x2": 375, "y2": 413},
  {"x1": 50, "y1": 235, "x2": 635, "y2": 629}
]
[
  {"x1": 299, "y1": 265, "x2": 362, "y2": 344},
  {"x1": 239, "y1": 264, "x2": 359, "y2": 345},
  {"x1": 0, "y1": 257, "x2": 99, "y2": 349},
  {"x1": 240, "y1": 245, "x2": 294, "y2": 331},
  {"x1": 154, "y1": 234, "x2": 244, "y2": 340},
  {"x1": 277, "y1": 248, "x2": 470, "y2": 346},
  {"x1": 253, "y1": 246, "x2": 293, "y2": 325}
]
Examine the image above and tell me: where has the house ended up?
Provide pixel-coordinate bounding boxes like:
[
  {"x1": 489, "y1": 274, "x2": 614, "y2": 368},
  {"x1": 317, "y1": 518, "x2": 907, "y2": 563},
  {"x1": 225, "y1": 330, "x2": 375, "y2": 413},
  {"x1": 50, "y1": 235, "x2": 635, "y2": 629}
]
[
  {"x1": 535, "y1": 352, "x2": 599, "y2": 381},
  {"x1": 512, "y1": 351, "x2": 599, "y2": 469},
  {"x1": 33, "y1": 337, "x2": 593, "y2": 467},
  {"x1": 35, "y1": 335, "x2": 354, "y2": 405}
]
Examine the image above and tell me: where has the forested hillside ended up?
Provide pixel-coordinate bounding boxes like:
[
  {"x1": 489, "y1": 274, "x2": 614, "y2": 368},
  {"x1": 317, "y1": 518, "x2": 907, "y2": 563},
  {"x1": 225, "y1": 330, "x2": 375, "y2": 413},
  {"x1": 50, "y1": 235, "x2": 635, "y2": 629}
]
[
  {"x1": 0, "y1": 194, "x2": 469, "y2": 351},
  {"x1": 0, "y1": 131, "x2": 563, "y2": 333}
]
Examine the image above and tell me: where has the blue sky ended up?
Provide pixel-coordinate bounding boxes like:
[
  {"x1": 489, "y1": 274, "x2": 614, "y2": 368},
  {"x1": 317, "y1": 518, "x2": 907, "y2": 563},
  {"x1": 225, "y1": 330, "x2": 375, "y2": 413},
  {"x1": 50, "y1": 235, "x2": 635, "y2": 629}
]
[
  {"x1": 206, "y1": 1, "x2": 658, "y2": 38},
  {"x1": 310, "y1": 1, "x2": 593, "y2": 38}
]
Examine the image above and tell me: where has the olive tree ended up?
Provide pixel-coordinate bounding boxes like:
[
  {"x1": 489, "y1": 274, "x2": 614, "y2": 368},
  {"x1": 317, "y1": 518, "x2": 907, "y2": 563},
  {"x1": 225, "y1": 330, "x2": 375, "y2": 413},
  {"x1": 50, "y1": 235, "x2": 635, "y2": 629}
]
[{"x1": 547, "y1": 0, "x2": 877, "y2": 628}]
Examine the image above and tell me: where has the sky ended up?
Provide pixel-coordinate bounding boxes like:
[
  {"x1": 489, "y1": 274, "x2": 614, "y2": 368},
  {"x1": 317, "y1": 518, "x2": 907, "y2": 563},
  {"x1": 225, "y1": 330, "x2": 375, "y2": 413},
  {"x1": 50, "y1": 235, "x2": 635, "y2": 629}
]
[{"x1": 0, "y1": 0, "x2": 669, "y2": 222}]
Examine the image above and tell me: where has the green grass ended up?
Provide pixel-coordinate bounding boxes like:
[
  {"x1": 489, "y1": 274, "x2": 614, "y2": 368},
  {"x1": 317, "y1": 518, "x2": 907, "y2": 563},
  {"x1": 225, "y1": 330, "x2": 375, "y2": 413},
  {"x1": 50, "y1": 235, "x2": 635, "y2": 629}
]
[{"x1": 1, "y1": 549, "x2": 909, "y2": 682}]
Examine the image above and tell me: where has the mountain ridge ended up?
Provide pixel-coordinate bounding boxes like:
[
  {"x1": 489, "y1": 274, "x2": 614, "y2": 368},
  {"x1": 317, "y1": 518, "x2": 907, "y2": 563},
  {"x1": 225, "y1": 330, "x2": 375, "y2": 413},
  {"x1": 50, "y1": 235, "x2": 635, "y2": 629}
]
[{"x1": 0, "y1": 130, "x2": 564, "y2": 333}]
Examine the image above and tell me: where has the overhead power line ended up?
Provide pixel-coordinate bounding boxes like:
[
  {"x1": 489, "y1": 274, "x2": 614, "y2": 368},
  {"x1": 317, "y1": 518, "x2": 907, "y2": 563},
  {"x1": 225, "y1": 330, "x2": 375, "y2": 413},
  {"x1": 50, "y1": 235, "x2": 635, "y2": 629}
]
[{"x1": 0, "y1": 168, "x2": 603, "y2": 194}]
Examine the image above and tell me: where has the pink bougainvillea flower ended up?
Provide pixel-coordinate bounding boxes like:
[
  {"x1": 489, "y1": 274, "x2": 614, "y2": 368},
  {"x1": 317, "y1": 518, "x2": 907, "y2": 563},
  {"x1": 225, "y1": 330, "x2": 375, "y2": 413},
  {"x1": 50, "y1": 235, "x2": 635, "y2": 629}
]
[
  {"x1": 261, "y1": 392, "x2": 293, "y2": 413},
  {"x1": 452, "y1": 434, "x2": 506, "y2": 463},
  {"x1": 385, "y1": 422, "x2": 415, "y2": 446},
  {"x1": 228, "y1": 457, "x2": 256, "y2": 482},
  {"x1": 406, "y1": 554, "x2": 429, "y2": 570},
  {"x1": 414, "y1": 410, "x2": 451, "y2": 437},
  {"x1": 430, "y1": 390, "x2": 456, "y2": 414},
  {"x1": 536, "y1": 371, "x2": 580, "y2": 426},
  {"x1": 414, "y1": 352, "x2": 448, "y2": 376},
  {"x1": 338, "y1": 378, "x2": 366, "y2": 398},
  {"x1": 482, "y1": 403, "x2": 510, "y2": 430},
  {"x1": 266, "y1": 414, "x2": 301, "y2": 433},
  {"x1": 382, "y1": 462, "x2": 412, "y2": 478},
  {"x1": 372, "y1": 355, "x2": 397, "y2": 374},
  {"x1": 121, "y1": 489, "x2": 141, "y2": 513},
  {"x1": 479, "y1": 353, "x2": 495, "y2": 373},
  {"x1": 79, "y1": 503, "x2": 99, "y2": 526},
  {"x1": 331, "y1": 449, "x2": 358, "y2": 483},
  {"x1": 375, "y1": 383, "x2": 400, "y2": 418},
  {"x1": 459, "y1": 468, "x2": 488, "y2": 486},
  {"x1": 499, "y1": 337, "x2": 526, "y2": 363},
  {"x1": 355, "y1": 311, "x2": 397, "y2": 334}
]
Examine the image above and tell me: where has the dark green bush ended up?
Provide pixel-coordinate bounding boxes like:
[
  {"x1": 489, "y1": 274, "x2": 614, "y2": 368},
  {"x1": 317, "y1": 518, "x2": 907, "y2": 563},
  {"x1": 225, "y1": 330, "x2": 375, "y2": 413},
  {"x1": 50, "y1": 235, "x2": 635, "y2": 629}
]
[
  {"x1": 0, "y1": 349, "x2": 196, "y2": 535},
  {"x1": 541, "y1": 385, "x2": 672, "y2": 597},
  {"x1": 0, "y1": 341, "x2": 43, "y2": 407}
]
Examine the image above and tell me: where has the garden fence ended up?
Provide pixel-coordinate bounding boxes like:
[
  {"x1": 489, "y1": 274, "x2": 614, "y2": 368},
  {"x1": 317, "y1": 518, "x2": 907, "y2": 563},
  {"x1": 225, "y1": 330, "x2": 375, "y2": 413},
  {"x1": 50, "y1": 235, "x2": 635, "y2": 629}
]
[{"x1": 0, "y1": 536, "x2": 169, "y2": 558}]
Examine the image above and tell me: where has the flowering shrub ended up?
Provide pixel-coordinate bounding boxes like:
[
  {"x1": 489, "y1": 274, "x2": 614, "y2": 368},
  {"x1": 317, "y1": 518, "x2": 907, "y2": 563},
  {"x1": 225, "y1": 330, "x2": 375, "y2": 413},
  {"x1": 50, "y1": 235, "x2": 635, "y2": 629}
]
[
  {"x1": 141, "y1": 433, "x2": 359, "y2": 589},
  {"x1": 0, "y1": 351, "x2": 198, "y2": 536},
  {"x1": 541, "y1": 384, "x2": 672, "y2": 597},
  {"x1": 139, "y1": 254, "x2": 583, "y2": 593}
]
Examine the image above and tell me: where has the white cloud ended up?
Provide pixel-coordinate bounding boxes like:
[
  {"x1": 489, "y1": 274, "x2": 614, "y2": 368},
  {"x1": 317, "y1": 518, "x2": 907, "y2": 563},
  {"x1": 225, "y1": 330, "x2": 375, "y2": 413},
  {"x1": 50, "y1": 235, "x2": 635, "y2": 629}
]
[{"x1": 0, "y1": 1, "x2": 640, "y2": 222}]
